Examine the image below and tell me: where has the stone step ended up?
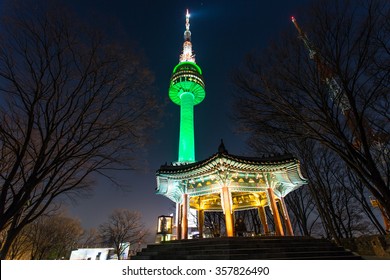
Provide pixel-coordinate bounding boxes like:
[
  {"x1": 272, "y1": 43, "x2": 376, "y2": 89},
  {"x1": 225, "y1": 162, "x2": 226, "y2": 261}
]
[
  {"x1": 146, "y1": 237, "x2": 333, "y2": 248},
  {"x1": 145, "y1": 241, "x2": 338, "y2": 251},
  {"x1": 133, "y1": 251, "x2": 361, "y2": 260},
  {"x1": 137, "y1": 248, "x2": 355, "y2": 259},
  {"x1": 132, "y1": 237, "x2": 362, "y2": 260},
  {"x1": 140, "y1": 245, "x2": 346, "y2": 255},
  {"x1": 154, "y1": 236, "x2": 319, "y2": 245}
]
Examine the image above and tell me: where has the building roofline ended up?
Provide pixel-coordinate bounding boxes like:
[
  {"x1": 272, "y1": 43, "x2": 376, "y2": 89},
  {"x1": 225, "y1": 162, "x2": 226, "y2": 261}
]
[{"x1": 157, "y1": 141, "x2": 298, "y2": 174}]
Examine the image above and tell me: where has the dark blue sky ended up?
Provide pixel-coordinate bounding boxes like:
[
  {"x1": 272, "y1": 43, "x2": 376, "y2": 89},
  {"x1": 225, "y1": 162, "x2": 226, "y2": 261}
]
[{"x1": 64, "y1": 0, "x2": 311, "y2": 234}]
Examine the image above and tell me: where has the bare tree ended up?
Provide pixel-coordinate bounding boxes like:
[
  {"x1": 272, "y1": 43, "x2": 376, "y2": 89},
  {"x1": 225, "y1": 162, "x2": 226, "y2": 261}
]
[
  {"x1": 27, "y1": 212, "x2": 83, "y2": 260},
  {"x1": 284, "y1": 187, "x2": 321, "y2": 237},
  {"x1": 344, "y1": 169, "x2": 386, "y2": 234},
  {"x1": 236, "y1": 118, "x2": 385, "y2": 240},
  {"x1": 3, "y1": 211, "x2": 83, "y2": 259},
  {"x1": 3, "y1": 226, "x2": 31, "y2": 260},
  {"x1": 307, "y1": 148, "x2": 379, "y2": 240},
  {"x1": 0, "y1": 0, "x2": 158, "y2": 259},
  {"x1": 99, "y1": 209, "x2": 148, "y2": 260},
  {"x1": 204, "y1": 212, "x2": 225, "y2": 237},
  {"x1": 233, "y1": 0, "x2": 390, "y2": 228},
  {"x1": 78, "y1": 228, "x2": 102, "y2": 249}
]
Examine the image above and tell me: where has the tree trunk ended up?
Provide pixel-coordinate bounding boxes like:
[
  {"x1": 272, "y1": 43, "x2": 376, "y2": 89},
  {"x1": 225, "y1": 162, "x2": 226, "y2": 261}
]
[{"x1": 1, "y1": 226, "x2": 22, "y2": 260}]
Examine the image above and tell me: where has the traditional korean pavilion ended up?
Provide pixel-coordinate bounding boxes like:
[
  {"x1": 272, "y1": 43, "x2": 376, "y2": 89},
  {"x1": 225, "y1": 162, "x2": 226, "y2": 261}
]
[
  {"x1": 156, "y1": 10, "x2": 307, "y2": 239},
  {"x1": 157, "y1": 141, "x2": 307, "y2": 238}
]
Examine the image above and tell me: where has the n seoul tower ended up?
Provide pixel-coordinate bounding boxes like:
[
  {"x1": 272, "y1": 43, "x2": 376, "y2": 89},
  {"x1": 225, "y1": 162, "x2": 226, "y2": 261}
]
[{"x1": 169, "y1": 9, "x2": 205, "y2": 163}]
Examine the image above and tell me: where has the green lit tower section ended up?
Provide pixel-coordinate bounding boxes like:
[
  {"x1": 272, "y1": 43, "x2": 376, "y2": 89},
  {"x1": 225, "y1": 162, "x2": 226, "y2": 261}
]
[{"x1": 169, "y1": 10, "x2": 205, "y2": 163}]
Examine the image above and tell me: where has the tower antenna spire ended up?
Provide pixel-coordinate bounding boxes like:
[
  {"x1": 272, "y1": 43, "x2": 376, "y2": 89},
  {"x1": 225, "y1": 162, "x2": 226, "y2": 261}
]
[
  {"x1": 185, "y1": 9, "x2": 190, "y2": 40},
  {"x1": 180, "y1": 9, "x2": 195, "y2": 62}
]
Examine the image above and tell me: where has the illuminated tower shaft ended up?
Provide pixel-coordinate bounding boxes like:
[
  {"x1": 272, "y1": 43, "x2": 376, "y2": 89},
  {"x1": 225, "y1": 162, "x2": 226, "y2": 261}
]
[
  {"x1": 179, "y1": 92, "x2": 195, "y2": 162},
  {"x1": 169, "y1": 10, "x2": 205, "y2": 163}
]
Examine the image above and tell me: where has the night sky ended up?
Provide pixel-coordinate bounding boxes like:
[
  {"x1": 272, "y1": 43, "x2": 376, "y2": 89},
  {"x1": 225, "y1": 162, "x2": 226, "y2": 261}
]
[{"x1": 62, "y1": 0, "x2": 311, "y2": 235}]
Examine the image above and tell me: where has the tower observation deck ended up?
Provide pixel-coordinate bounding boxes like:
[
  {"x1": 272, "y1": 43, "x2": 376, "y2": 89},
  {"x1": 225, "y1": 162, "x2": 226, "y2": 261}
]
[{"x1": 169, "y1": 9, "x2": 205, "y2": 163}]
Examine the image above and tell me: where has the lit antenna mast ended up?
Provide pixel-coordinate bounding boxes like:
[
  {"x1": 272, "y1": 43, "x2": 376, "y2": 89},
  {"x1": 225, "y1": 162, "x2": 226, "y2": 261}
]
[
  {"x1": 291, "y1": 17, "x2": 350, "y2": 113},
  {"x1": 292, "y1": 16, "x2": 390, "y2": 233},
  {"x1": 180, "y1": 9, "x2": 195, "y2": 63}
]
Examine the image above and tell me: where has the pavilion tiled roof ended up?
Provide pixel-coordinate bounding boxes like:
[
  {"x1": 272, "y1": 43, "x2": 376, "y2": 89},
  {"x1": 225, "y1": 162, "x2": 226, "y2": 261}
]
[
  {"x1": 156, "y1": 141, "x2": 307, "y2": 203},
  {"x1": 157, "y1": 142, "x2": 299, "y2": 175}
]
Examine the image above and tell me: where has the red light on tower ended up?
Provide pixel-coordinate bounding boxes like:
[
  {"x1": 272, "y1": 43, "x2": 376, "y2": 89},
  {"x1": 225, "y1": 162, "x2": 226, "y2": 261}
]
[{"x1": 291, "y1": 16, "x2": 296, "y2": 22}]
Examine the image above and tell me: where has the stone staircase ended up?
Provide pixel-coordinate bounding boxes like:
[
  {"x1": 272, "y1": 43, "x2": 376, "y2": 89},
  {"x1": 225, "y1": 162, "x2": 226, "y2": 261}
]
[{"x1": 132, "y1": 236, "x2": 362, "y2": 260}]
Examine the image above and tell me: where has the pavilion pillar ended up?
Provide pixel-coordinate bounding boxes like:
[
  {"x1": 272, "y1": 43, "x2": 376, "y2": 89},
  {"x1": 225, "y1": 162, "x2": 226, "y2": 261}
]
[
  {"x1": 198, "y1": 209, "x2": 204, "y2": 238},
  {"x1": 221, "y1": 186, "x2": 234, "y2": 237},
  {"x1": 280, "y1": 197, "x2": 294, "y2": 236},
  {"x1": 267, "y1": 187, "x2": 284, "y2": 236},
  {"x1": 257, "y1": 206, "x2": 270, "y2": 235},
  {"x1": 175, "y1": 202, "x2": 182, "y2": 240},
  {"x1": 181, "y1": 194, "x2": 188, "y2": 239}
]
